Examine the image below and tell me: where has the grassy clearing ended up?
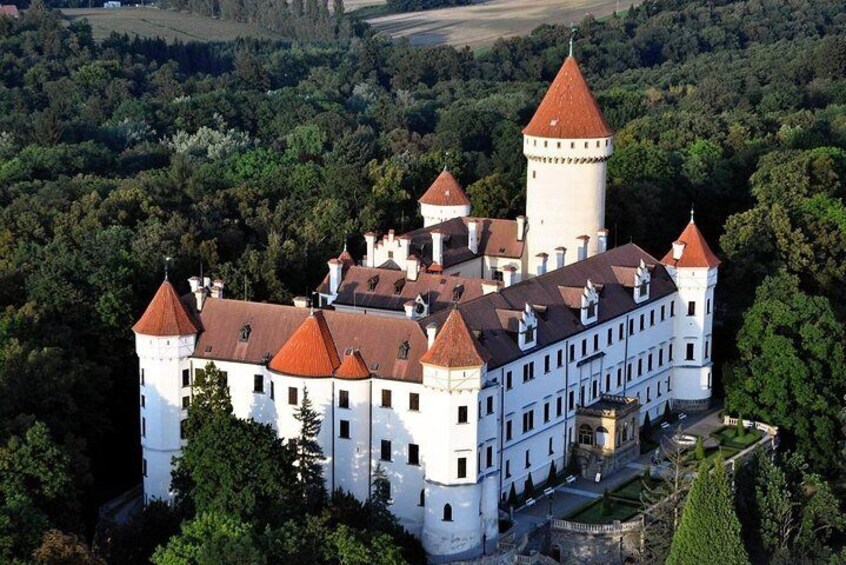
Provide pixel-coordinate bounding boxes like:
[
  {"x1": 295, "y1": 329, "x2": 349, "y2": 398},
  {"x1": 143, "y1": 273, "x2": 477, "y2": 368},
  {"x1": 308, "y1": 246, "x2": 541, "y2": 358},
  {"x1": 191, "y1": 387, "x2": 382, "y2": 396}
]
[
  {"x1": 612, "y1": 475, "x2": 659, "y2": 503},
  {"x1": 61, "y1": 7, "x2": 282, "y2": 42},
  {"x1": 568, "y1": 497, "x2": 641, "y2": 524},
  {"x1": 712, "y1": 427, "x2": 763, "y2": 450}
]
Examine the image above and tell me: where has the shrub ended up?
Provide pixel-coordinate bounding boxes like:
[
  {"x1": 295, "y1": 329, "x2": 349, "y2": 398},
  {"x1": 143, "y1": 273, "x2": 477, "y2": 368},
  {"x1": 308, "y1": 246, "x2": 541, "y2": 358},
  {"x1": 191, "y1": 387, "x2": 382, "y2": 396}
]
[
  {"x1": 507, "y1": 484, "x2": 517, "y2": 507},
  {"x1": 694, "y1": 437, "x2": 705, "y2": 461},
  {"x1": 546, "y1": 461, "x2": 557, "y2": 487},
  {"x1": 601, "y1": 489, "x2": 612, "y2": 516},
  {"x1": 524, "y1": 473, "x2": 535, "y2": 499},
  {"x1": 735, "y1": 416, "x2": 745, "y2": 440}
]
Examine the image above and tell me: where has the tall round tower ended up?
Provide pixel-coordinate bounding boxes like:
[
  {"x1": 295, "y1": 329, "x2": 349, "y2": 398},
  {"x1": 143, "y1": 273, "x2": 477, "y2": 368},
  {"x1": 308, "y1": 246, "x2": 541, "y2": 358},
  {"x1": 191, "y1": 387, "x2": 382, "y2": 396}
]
[
  {"x1": 133, "y1": 280, "x2": 198, "y2": 503},
  {"x1": 523, "y1": 54, "x2": 614, "y2": 273}
]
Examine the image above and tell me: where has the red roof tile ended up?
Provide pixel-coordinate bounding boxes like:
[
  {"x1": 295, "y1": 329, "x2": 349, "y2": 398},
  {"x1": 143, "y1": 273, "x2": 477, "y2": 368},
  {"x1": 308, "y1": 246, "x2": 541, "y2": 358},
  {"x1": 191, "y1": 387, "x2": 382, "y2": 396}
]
[
  {"x1": 523, "y1": 56, "x2": 613, "y2": 139},
  {"x1": 268, "y1": 310, "x2": 341, "y2": 377},
  {"x1": 420, "y1": 309, "x2": 484, "y2": 368},
  {"x1": 418, "y1": 170, "x2": 471, "y2": 207},
  {"x1": 0, "y1": 5, "x2": 20, "y2": 18},
  {"x1": 335, "y1": 351, "x2": 370, "y2": 380},
  {"x1": 661, "y1": 221, "x2": 721, "y2": 268},
  {"x1": 133, "y1": 281, "x2": 198, "y2": 336},
  {"x1": 338, "y1": 247, "x2": 355, "y2": 271}
]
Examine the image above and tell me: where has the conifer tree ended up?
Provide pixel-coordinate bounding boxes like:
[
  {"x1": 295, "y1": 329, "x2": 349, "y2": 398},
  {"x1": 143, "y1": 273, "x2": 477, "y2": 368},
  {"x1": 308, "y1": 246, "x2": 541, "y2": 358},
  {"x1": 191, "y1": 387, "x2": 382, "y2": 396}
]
[
  {"x1": 667, "y1": 462, "x2": 749, "y2": 565},
  {"x1": 546, "y1": 461, "x2": 557, "y2": 487},
  {"x1": 507, "y1": 483, "x2": 517, "y2": 507},
  {"x1": 693, "y1": 437, "x2": 705, "y2": 461},
  {"x1": 293, "y1": 386, "x2": 326, "y2": 511}
]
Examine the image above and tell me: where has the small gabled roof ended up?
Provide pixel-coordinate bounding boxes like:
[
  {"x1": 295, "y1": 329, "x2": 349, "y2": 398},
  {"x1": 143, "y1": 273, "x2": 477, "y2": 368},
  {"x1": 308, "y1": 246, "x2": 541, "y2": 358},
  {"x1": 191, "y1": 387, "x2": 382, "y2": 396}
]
[
  {"x1": 661, "y1": 220, "x2": 721, "y2": 269},
  {"x1": 133, "y1": 281, "x2": 198, "y2": 336},
  {"x1": 268, "y1": 310, "x2": 341, "y2": 377},
  {"x1": 418, "y1": 170, "x2": 471, "y2": 207},
  {"x1": 419, "y1": 308, "x2": 484, "y2": 368},
  {"x1": 335, "y1": 350, "x2": 370, "y2": 380},
  {"x1": 523, "y1": 56, "x2": 613, "y2": 139}
]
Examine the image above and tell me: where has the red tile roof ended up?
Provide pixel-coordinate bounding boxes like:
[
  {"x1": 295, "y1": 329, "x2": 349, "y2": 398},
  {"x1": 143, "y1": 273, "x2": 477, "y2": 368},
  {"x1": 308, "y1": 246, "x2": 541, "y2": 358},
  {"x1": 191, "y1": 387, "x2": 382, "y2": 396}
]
[
  {"x1": 420, "y1": 308, "x2": 485, "y2": 368},
  {"x1": 268, "y1": 310, "x2": 341, "y2": 377},
  {"x1": 661, "y1": 221, "x2": 721, "y2": 268},
  {"x1": 0, "y1": 5, "x2": 19, "y2": 18},
  {"x1": 523, "y1": 56, "x2": 613, "y2": 139},
  {"x1": 400, "y1": 216, "x2": 524, "y2": 269},
  {"x1": 133, "y1": 281, "x2": 198, "y2": 336},
  {"x1": 418, "y1": 170, "x2": 471, "y2": 207},
  {"x1": 338, "y1": 247, "x2": 355, "y2": 272},
  {"x1": 335, "y1": 351, "x2": 371, "y2": 380}
]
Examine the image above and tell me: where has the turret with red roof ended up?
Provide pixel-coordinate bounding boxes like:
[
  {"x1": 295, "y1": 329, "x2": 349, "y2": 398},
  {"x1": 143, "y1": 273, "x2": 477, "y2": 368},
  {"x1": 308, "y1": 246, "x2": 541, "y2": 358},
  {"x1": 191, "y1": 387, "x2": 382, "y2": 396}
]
[{"x1": 418, "y1": 168, "x2": 472, "y2": 228}]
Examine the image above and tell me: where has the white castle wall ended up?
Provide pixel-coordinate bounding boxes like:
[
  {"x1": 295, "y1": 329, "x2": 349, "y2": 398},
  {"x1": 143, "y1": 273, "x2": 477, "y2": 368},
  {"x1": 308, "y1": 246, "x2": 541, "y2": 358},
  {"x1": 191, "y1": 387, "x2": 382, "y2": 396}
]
[
  {"x1": 523, "y1": 134, "x2": 613, "y2": 274},
  {"x1": 420, "y1": 202, "x2": 471, "y2": 228}
]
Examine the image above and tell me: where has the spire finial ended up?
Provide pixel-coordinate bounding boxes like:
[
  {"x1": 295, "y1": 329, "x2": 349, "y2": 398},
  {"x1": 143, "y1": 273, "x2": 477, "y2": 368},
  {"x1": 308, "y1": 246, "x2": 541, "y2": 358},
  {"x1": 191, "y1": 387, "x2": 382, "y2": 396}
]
[
  {"x1": 164, "y1": 256, "x2": 172, "y2": 281},
  {"x1": 690, "y1": 204, "x2": 695, "y2": 224},
  {"x1": 569, "y1": 23, "x2": 577, "y2": 57}
]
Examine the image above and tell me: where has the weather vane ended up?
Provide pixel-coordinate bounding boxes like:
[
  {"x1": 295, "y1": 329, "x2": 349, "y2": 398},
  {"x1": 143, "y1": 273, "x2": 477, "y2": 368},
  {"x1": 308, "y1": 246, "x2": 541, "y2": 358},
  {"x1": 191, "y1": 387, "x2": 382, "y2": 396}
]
[
  {"x1": 569, "y1": 23, "x2": 577, "y2": 57},
  {"x1": 164, "y1": 256, "x2": 172, "y2": 281}
]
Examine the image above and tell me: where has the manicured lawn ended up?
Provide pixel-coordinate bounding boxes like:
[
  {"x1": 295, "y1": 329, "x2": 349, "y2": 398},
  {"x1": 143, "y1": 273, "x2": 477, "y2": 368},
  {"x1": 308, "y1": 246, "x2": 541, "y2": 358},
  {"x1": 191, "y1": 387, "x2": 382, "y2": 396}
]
[
  {"x1": 712, "y1": 427, "x2": 763, "y2": 449},
  {"x1": 612, "y1": 476, "x2": 660, "y2": 503},
  {"x1": 568, "y1": 498, "x2": 641, "y2": 525}
]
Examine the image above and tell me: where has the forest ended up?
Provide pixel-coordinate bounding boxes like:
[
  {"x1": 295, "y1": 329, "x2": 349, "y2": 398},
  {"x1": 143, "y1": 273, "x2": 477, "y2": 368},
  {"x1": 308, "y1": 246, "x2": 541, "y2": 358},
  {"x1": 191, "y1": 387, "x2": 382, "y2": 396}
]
[{"x1": 1, "y1": 0, "x2": 845, "y2": 562}]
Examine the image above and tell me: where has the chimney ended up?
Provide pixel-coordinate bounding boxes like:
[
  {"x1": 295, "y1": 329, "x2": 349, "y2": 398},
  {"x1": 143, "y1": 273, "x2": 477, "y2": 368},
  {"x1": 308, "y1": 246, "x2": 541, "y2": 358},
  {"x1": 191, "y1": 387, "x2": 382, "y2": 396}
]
[
  {"x1": 426, "y1": 322, "x2": 438, "y2": 348},
  {"x1": 577, "y1": 236, "x2": 590, "y2": 261},
  {"x1": 293, "y1": 296, "x2": 310, "y2": 308},
  {"x1": 194, "y1": 286, "x2": 206, "y2": 312},
  {"x1": 211, "y1": 279, "x2": 224, "y2": 299},
  {"x1": 328, "y1": 258, "x2": 342, "y2": 295},
  {"x1": 597, "y1": 229, "x2": 609, "y2": 254},
  {"x1": 516, "y1": 216, "x2": 526, "y2": 242},
  {"x1": 672, "y1": 240, "x2": 685, "y2": 261},
  {"x1": 431, "y1": 229, "x2": 444, "y2": 266},
  {"x1": 407, "y1": 255, "x2": 420, "y2": 282},
  {"x1": 188, "y1": 276, "x2": 201, "y2": 293},
  {"x1": 364, "y1": 232, "x2": 377, "y2": 268},
  {"x1": 467, "y1": 220, "x2": 479, "y2": 254},
  {"x1": 555, "y1": 247, "x2": 566, "y2": 269},
  {"x1": 404, "y1": 300, "x2": 416, "y2": 319},
  {"x1": 203, "y1": 276, "x2": 211, "y2": 289},
  {"x1": 502, "y1": 265, "x2": 517, "y2": 288},
  {"x1": 536, "y1": 253, "x2": 548, "y2": 276}
]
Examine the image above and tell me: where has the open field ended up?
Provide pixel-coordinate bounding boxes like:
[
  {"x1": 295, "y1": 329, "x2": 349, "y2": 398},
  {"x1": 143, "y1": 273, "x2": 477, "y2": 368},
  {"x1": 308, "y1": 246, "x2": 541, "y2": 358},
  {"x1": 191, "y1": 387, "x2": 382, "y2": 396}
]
[
  {"x1": 367, "y1": 0, "x2": 637, "y2": 48},
  {"x1": 61, "y1": 7, "x2": 282, "y2": 42}
]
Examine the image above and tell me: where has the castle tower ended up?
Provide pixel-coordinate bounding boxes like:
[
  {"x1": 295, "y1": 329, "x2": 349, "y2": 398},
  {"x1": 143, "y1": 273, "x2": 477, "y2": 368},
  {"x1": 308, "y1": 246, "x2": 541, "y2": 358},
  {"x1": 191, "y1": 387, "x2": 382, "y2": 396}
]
[
  {"x1": 661, "y1": 213, "x2": 720, "y2": 412},
  {"x1": 419, "y1": 169, "x2": 472, "y2": 228},
  {"x1": 523, "y1": 55, "x2": 614, "y2": 273},
  {"x1": 133, "y1": 280, "x2": 199, "y2": 503},
  {"x1": 419, "y1": 310, "x2": 498, "y2": 560}
]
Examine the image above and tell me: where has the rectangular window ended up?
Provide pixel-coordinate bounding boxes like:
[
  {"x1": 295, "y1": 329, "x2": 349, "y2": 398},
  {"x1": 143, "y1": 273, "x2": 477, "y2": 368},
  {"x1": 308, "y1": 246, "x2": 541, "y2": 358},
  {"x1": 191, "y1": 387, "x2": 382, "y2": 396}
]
[
  {"x1": 688, "y1": 301, "x2": 696, "y2": 316},
  {"x1": 548, "y1": 437, "x2": 554, "y2": 455},
  {"x1": 648, "y1": 354, "x2": 653, "y2": 372},
  {"x1": 506, "y1": 420, "x2": 513, "y2": 441},
  {"x1": 544, "y1": 402, "x2": 550, "y2": 423},
  {"x1": 142, "y1": 458, "x2": 147, "y2": 477},
  {"x1": 522, "y1": 362, "x2": 534, "y2": 382},
  {"x1": 288, "y1": 387, "x2": 298, "y2": 405},
  {"x1": 270, "y1": 381, "x2": 275, "y2": 400},
  {"x1": 505, "y1": 460, "x2": 511, "y2": 478},
  {"x1": 544, "y1": 355, "x2": 550, "y2": 373},
  {"x1": 141, "y1": 368, "x2": 145, "y2": 386},
  {"x1": 182, "y1": 396, "x2": 190, "y2": 409},
  {"x1": 253, "y1": 374, "x2": 264, "y2": 393},
  {"x1": 581, "y1": 339, "x2": 587, "y2": 356},
  {"x1": 707, "y1": 299, "x2": 712, "y2": 314},
  {"x1": 506, "y1": 371, "x2": 513, "y2": 390},
  {"x1": 617, "y1": 368, "x2": 622, "y2": 388},
  {"x1": 458, "y1": 406, "x2": 468, "y2": 424},
  {"x1": 658, "y1": 382, "x2": 662, "y2": 396},
  {"x1": 339, "y1": 390, "x2": 349, "y2": 409},
  {"x1": 409, "y1": 392, "x2": 420, "y2": 411},
  {"x1": 340, "y1": 420, "x2": 350, "y2": 439},
  {"x1": 380, "y1": 440, "x2": 392, "y2": 461},
  {"x1": 592, "y1": 380, "x2": 598, "y2": 399},
  {"x1": 486, "y1": 396, "x2": 494, "y2": 415},
  {"x1": 568, "y1": 391, "x2": 574, "y2": 411},
  {"x1": 557, "y1": 349, "x2": 563, "y2": 367},
  {"x1": 142, "y1": 417, "x2": 146, "y2": 437},
  {"x1": 661, "y1": 305, "x2": 666, "y2": 321},
  {"x1": 486, "y1": 446, "x2": 493, "y2": 468},
  {"x1": 457, "y1": 457, "x2": 467, "y2": 479},
  {"x1": 640, "y1": 314, "x2": 645, "y2": 331},
  {"x1": 627, "y1": 363, "x2": 632, "y2": 381},
  {"x1": 705, "y1": 340, "x2": 710, "y2": 359},
  {"x1": 141, "y1": 394, "x2": 146, "y2": 408},
  {"x1": 180, "y1": 419, "x2": 186, "y2": 440},
  {"x1": 659, "y1": 350, "x2": 664, "y2": 367},
  {"x1": 647, "y1": 387, "x2": 652, "y2": 403},
  {"x1": 618, "y1": 323, "x2": 624, "y2": 340},
  {"x1": 669, "y1": 343, "x2": 674, "y2": 361},
  {"x1": 381, "y1": 389, "x2": 392, "y2": 408},
  {"x1": 686, "y1": 343, "x2": 695, "y2": 361},
  {"x1": 605, "y1": 373, "x2": 610, "y2": 392},
  {"x1": 408, "y1": 443, "x2": 419, "y2": 465},
  {"x1": 671, "y1": 301, "x2": 676, "y2": 317},
  {"x1": 593, "y1": 334, "x2": 599, "y2": 351},
  {"x1": 525, "y1": 449, "x2": 531, "y2": 468},
  {"x1": 522, "y1": 410, "x2": 534, "y2": 433},
  {"x1": 607, "y1": 328, "x2": 613, "y2": 346},
  {"x1": 650, "y1": 310, "x2": 655, "y2": 326},
  {"x1": 629, "y1": 319, "x2": 634, "y2": 335},
  {"x1": 556, "y1": 397, "x2": 562, "y2": 417},
  {"x1": 182, "y1": 369, "x2": 190, "y2": 388},
  {"x1": 638, "y1": 358, "x2": 643, "y2": 376},
  {"x1": 569, "y1": 344, "x2": 575, "y2": 360}
]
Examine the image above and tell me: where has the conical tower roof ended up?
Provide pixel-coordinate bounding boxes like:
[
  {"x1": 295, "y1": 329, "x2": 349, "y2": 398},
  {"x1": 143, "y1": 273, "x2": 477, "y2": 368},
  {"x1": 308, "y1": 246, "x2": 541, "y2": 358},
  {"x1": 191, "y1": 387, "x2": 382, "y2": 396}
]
[
  {"x1": 335, "y1": 350, "x2": 371, "y2": 380},
  {"x1": 268, "y1": 310, "x2": 341, "y2": 377},
  {"x1": 523, "y1": 56, "x2": 613, "y2": 139},
  {"x1": 418, "y1": 170, "x2": 470, "y2": 207},
  {"x1": 420, "y1": 309, "x2": 484, "y2": 368},
  {"x1": 661, "y1": 219, "x2": 721, "y2": 268},
  {"x1": 133, "y1": 281, "x2": 198, "y2": 336}
]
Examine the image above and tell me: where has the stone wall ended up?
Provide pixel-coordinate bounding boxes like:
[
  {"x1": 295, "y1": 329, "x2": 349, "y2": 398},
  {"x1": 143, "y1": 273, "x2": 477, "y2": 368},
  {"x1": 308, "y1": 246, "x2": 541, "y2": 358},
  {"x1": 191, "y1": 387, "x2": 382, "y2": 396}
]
[{"x1": 549, "y1": 519, "x2": 643, "y2": 565}]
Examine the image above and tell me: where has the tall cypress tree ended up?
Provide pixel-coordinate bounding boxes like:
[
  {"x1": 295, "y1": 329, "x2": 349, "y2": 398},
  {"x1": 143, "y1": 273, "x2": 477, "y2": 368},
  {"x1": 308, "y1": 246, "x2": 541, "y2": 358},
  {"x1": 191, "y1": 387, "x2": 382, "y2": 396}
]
[
  {"x1": 667, "y1": 461, "x2": 749, "y2": 565},
  {"x1": 293, "y1": 386, "x2": 326, "y2": 511}
]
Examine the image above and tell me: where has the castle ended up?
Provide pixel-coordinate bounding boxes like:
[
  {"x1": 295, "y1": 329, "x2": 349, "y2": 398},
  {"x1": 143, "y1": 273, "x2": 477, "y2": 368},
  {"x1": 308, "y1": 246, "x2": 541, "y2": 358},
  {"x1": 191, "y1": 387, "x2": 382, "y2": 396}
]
[{"x1": 133, "y1": 53, "x2": 719, "y2": 561}]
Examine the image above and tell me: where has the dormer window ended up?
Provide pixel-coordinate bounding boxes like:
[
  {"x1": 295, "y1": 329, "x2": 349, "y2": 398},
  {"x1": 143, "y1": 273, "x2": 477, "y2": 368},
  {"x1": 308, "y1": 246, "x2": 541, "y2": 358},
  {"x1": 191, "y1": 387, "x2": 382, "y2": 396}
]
[
  {"x1": 634, "y1": 260, "x2": 651, "y2": 304},
  {"x1": 239, "y1": 324, "x2": 252, "y2": 342},
  {"x1": 414, "y1": 294, "x2": 429, "y2": 318},
  {"x1": 393, "y1": 278, "x2": 406, "y2": 295},
  {"x1": 518, "y1": 303, "x2": 538, "y2": 351},
  {"x1": 452, "y1": 285, "x2": 464, "y2": 302},
  {"x1": 367, "y1": 275, "x2": 379, "y2": 292},
  {"x1": 581, "y1": 280, "x2": 599, "y2": 326},
  {"x1": 397, "y1": 341, "x2": 410, "y2": 360}
]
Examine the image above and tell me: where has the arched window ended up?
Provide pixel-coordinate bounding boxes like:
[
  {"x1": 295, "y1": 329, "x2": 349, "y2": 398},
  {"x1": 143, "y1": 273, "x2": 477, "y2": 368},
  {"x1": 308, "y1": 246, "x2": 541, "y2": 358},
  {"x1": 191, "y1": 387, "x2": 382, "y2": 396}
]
[
  {"x1": 595, "y1": 426, "x2": 609, "y2": 447},
  {"x1": 578, "y1": 424, "x2": 593, "y2": 445},
  {"x1": 622, "y1": 422, "x2": 630, "y2": 442},
  {"x1": 419, "y1": 489, "x2": 425, "y2": 507},
  {"x1": 443, "y1": 503, "x2": 453, "y2": 522}
]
